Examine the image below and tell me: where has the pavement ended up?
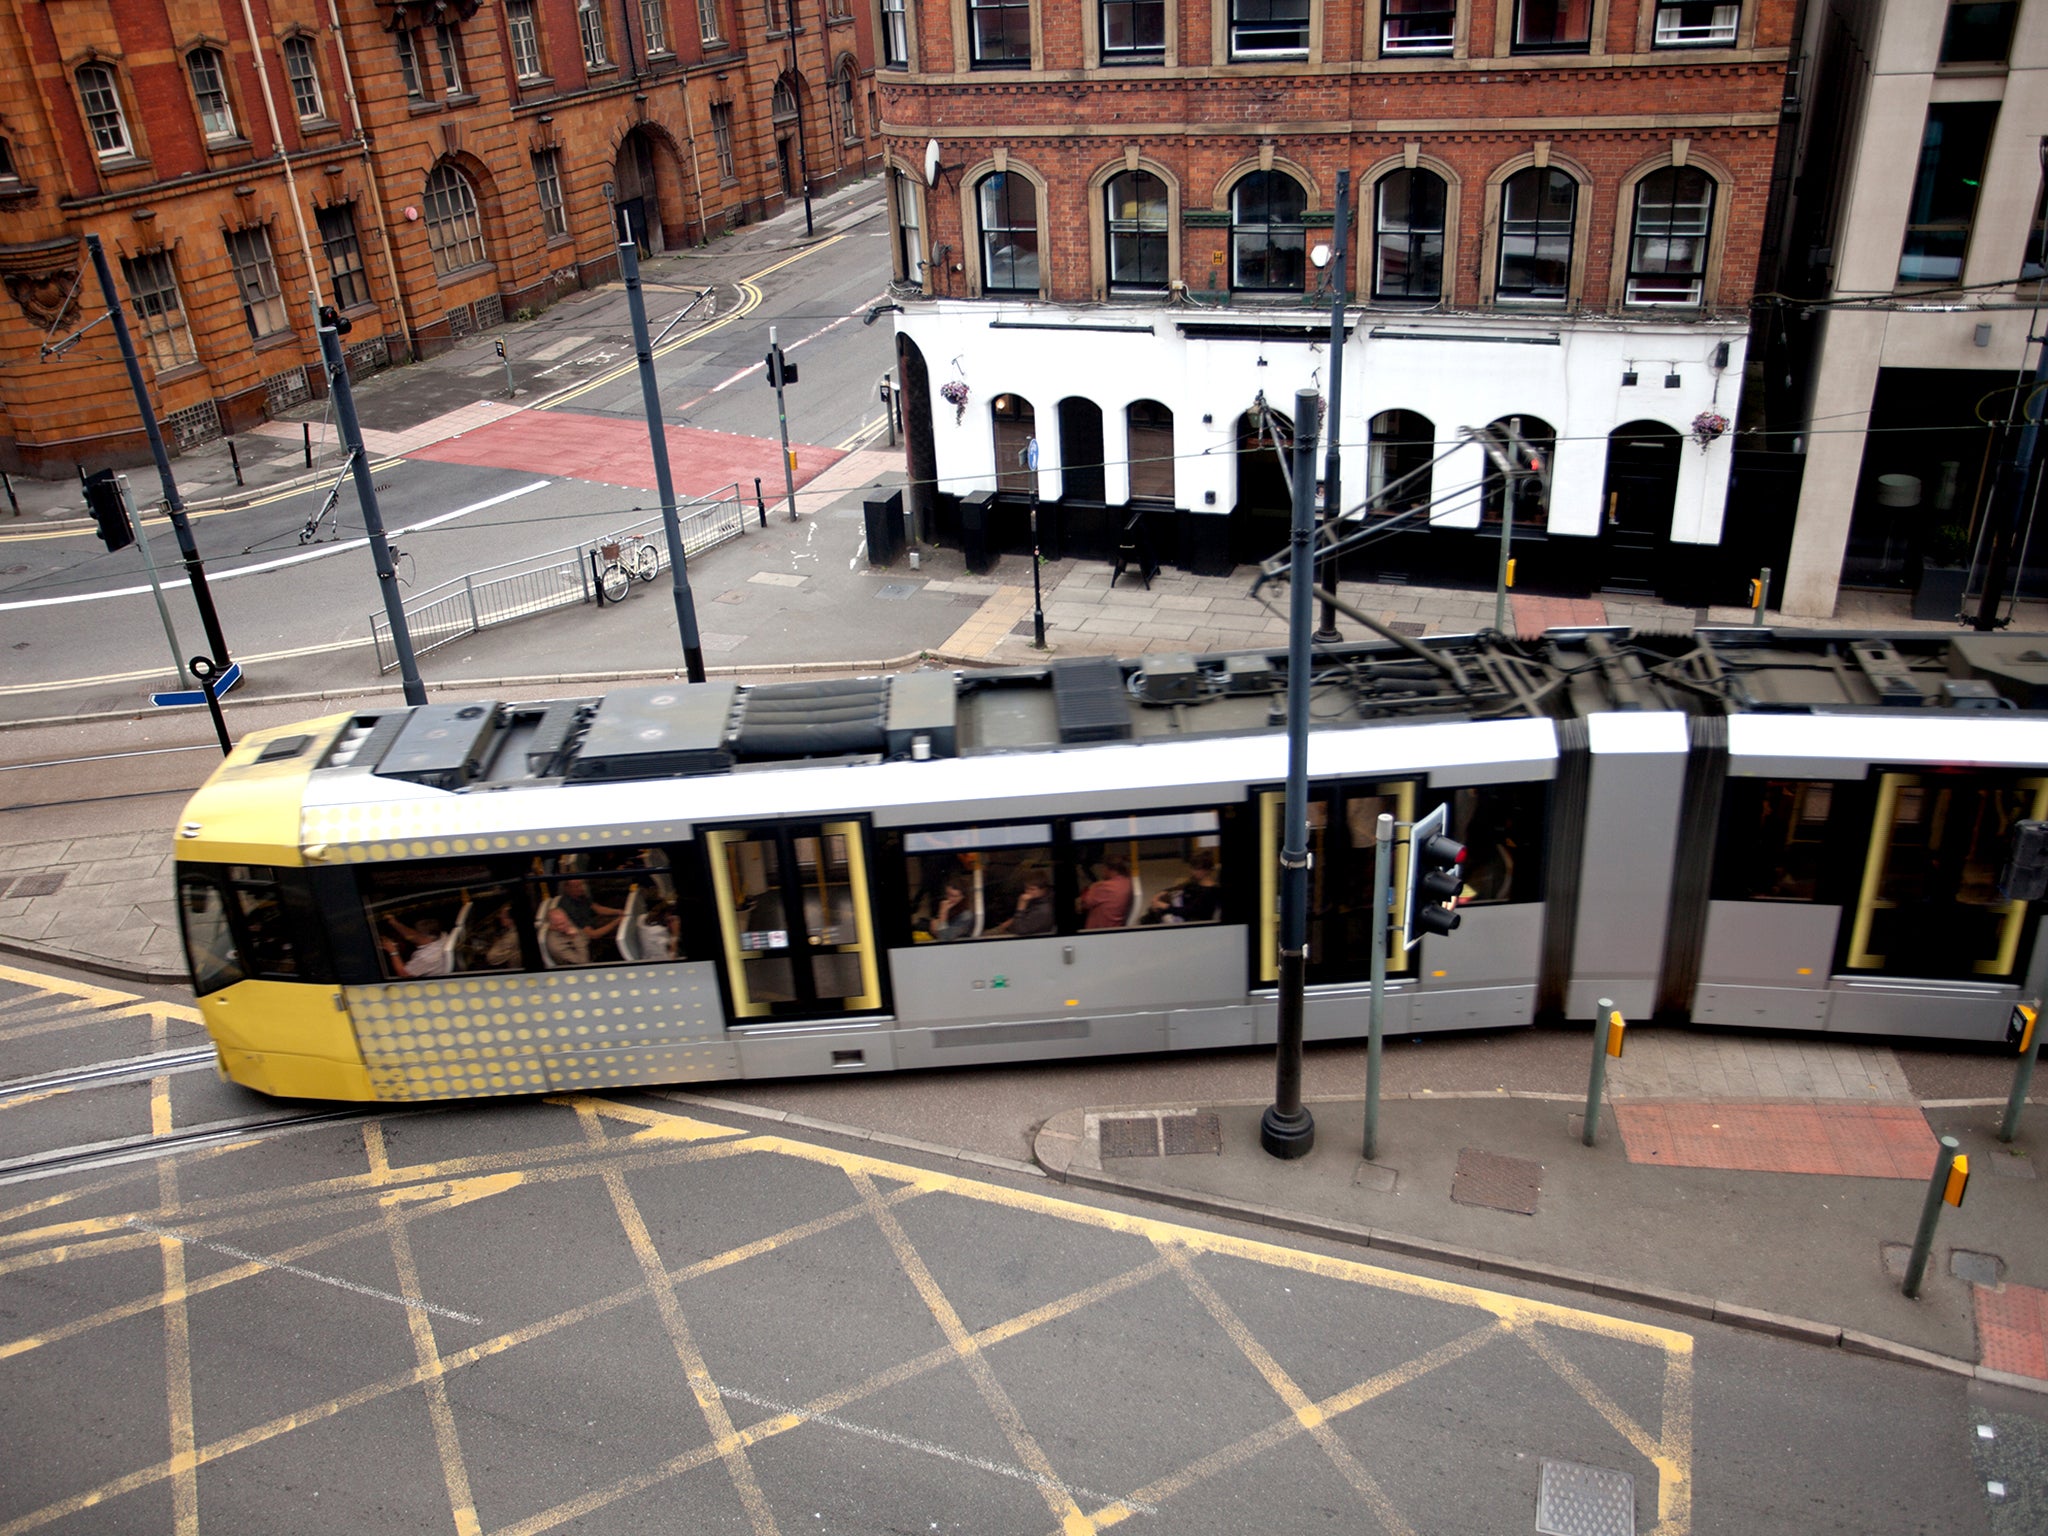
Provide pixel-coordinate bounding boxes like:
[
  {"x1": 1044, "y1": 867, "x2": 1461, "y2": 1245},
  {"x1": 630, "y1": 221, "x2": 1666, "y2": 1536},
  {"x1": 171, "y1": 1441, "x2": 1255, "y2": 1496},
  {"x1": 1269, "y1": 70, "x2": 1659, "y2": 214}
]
[{"x1": 7, "y1": 173, "x2": 2048, "y2": 1423}]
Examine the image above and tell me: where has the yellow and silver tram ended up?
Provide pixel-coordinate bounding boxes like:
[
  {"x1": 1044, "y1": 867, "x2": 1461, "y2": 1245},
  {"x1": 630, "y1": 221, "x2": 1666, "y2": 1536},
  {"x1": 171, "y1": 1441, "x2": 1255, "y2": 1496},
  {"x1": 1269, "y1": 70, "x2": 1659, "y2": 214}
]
[{"x1": 174, "y1": 631, "x2": 2048, "y2": 1102}]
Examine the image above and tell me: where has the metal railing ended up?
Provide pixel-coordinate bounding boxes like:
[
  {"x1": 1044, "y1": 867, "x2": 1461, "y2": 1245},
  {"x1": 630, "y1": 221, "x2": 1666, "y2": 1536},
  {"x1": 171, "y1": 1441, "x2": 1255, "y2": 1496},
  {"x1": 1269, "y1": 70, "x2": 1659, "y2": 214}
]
[{"x1": 370, "y1": 484, "x2": 746, "y2": 673}]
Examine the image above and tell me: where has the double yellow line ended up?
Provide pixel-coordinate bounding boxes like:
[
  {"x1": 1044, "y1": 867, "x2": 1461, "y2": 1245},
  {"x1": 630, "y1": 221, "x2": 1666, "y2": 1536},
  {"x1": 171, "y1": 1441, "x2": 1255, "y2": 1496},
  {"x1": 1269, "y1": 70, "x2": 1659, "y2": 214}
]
[{"x1": 540, "y1": 233, "x2": 848, "y2": 412}]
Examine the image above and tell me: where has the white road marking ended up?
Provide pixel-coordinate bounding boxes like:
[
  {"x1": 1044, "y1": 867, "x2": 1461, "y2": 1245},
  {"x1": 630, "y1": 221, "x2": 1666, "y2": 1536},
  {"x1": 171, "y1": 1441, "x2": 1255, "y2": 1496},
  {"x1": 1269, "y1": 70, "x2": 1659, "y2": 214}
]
[
  {"x1": 529, "y1": 334, "x2": 594, "y2": 361},
  {"x1": 126, "y1": 1217, "x2": 482, "y2": 1325},
  {"x1": 0, "y1": 480, "x2": 551, "y2": 612},
  {"x1": 714, "y1": 1384, "x2": 1157, "y2": 1516}
]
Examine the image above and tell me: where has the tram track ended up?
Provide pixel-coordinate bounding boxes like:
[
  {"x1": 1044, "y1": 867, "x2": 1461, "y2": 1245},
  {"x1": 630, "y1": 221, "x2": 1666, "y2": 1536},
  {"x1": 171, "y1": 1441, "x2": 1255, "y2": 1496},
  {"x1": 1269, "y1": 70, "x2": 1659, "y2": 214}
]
[
  {"x1": 0, "y1": 1045, "x2": 219, "y2": 1103},
  {"x1": 0, "y1": 1106, "x2": 383, "y2": 1187}
]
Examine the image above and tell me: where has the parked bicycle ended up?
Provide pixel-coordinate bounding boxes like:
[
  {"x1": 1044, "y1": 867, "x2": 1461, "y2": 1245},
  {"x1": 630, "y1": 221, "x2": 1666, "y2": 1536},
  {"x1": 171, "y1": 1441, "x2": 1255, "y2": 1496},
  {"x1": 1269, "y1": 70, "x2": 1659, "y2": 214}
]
[{"x1": 595, "y1": 532, "x2": 660, "y2": 603}]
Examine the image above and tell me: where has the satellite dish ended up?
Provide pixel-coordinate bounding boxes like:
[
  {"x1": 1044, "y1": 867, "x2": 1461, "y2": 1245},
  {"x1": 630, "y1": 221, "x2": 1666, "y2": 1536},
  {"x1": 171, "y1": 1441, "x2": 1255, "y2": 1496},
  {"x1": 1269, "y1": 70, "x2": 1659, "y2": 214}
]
[
  {"x1": 1310, "y1": 244, "x2": 1332, "y2": 269},
  {"x1": 924, "y1": 138, "x2": 941, "y2": 187}
]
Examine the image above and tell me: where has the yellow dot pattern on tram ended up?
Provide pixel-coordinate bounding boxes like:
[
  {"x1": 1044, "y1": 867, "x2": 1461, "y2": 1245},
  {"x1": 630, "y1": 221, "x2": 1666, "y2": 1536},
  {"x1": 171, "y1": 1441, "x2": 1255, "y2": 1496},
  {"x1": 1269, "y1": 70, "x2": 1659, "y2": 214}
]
[{"x1": 345, "y1": 966, "x2": 732, "y2": 1100}]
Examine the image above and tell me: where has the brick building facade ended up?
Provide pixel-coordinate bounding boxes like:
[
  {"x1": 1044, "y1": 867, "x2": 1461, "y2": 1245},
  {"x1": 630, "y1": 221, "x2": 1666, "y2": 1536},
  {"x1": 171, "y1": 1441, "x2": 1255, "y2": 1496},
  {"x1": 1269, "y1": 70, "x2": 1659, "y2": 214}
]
[
  {"x1": 0, "y1": 0, "x2": 880, "y2": 477},
  {"x1": 875, "y1": 0, "x2": 1797, "y2": 596}
]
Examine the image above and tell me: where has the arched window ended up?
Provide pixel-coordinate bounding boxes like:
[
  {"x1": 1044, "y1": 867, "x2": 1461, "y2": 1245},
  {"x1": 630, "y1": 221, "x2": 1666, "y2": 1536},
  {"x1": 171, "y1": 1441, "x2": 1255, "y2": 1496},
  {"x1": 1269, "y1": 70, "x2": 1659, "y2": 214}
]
[
  {"x1": 1230, "y1": 170, "x2": 1307, "y2": 293},
  {"x1": 1626, "y1": 166, "x2": 1715, "y2": 306},
  {"x1": 1481, "y1": 414, "x2": 1554, "y2": 528},
  {"x1": 1367, "y1": 409, "x2": 1435, "y2": 515},
  {"x1": 836, "y1": 60, "x2": 859, "y2": 142},
  {"x1": 771, "y1": 76, "x2": 797, "y2": 122},
  {"x1": 1496, "y1": 168, "x2": 1576, "y2": 302},
  {"x1": 187, "y1": 48, "x2": 236, "y2": 141},
  {"x1": 1373, "y1": 169, "x2": 1446, "y2": 302},
  {"x1": 76, "y1": 64, "x2": 130, "y2": 159},
  {"x1": 991, "y1": 393, "x2": 1036, "y2": 496},
  {"x1": 977, "y1": 171, "x2": 1039, "y2": 294},
  {"x1": 1127, "y1": 400, "x2": 1175, "y2": 503},
  {"x1": 423, "y1": 163, "x2": 487, "y2": 275},
  {"x1": 1106, "y1": 170, "x2": 1169, "y2": 291}
]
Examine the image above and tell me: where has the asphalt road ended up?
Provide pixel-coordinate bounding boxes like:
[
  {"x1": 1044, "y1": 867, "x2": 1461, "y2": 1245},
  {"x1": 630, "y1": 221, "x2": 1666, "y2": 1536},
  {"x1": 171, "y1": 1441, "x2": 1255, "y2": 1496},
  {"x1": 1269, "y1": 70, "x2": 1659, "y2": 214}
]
[{"x1": 0, "y1": 958, "x2": 2040, "y2": 1535}]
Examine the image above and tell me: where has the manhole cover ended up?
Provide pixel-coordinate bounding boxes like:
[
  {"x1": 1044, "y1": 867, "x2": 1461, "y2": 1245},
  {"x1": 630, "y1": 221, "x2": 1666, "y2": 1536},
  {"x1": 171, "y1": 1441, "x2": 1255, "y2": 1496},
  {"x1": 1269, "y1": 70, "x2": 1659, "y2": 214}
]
[
  {"x1": 1388, "y1": 620, "x2": 1427, "y2": 636},
  {"x1": 1987, "y1": 1150, "x2": 2037, "y2": 1180},
  {"x1": 1162, "y1": 1112, "x2": 1222, "y2": 1155},
  {"x1": 1952, "y1": 1250, "x2": 2006, "y2": 1287},
  {"x1": 1537, "y1": 1460, "x2": 1635, "y2": 1536},
  {"x1": 873, "y1": 582, "x2": 920, "y2": 601},
  {"x1": 1099, "y1": 1116, "x2": 1160, "y2": 1159},
  {"x1": 9, "y1": 871, "x2": 66, "y2": 898},
  {"x1": 1451, "y1": 1147, "x2": 1542, "y2": 1214}
]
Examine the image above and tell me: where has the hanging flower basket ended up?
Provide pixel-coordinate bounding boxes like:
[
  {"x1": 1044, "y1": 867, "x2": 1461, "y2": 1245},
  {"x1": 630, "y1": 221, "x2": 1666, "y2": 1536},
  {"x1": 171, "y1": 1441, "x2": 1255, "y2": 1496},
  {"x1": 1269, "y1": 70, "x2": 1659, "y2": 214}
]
[
  {"x1": 1690, "y1": 410, "x2": 1729, "y2": 448},
  {"x1": 939, "y1": 379, "x2": 970, "y2": 424}
]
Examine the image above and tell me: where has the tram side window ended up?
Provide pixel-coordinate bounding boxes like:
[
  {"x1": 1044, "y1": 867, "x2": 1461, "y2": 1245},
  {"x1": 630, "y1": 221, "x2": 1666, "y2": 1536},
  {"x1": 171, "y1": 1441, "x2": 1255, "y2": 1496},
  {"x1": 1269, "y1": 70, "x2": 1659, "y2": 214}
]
[
  {"x1": 178, "y1": 873, "x2": 245, "y2": 995},
  {"x1": 903, "y1": 823, "x2": 1055, "y2": 941},
  {"x1": 1073, "y1": 811, "x2": 1224, "y2": 929},
  {"x1": 362, "y1": 860, "x2": 517, "y2": 980},
  {"x1": 1440, "y1": 782, "x2": 1547, "y2": 904},
  {"x1": 1713, "y1": 780, "x2": 1836, "y2": 902},
  {"x1": 526, "y1": 848, "x2": 682, "y2": 968}
]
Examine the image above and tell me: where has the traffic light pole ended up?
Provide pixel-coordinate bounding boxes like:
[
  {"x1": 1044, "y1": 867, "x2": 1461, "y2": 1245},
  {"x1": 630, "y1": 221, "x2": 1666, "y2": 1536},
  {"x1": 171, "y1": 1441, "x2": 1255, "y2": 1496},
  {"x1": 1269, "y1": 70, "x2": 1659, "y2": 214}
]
[
  {"x1": 84, "y1": 233, "x2": 231, "y2": 671},
  {"x1": 618, "y1": 231, "x2": 708, "y2": 684},
  {"x1": 1363, "y1": 811, "x2": 1392, "y2": 1161},
  {"x1": 1262, "y1": 387, "x2": 1322, "y2": 1162},
  {"x1": 771, "y1": 325, "x2": 799, "y2": 520},
  {"x1": 1315, "y1": 171, "x2": 1350, "y2": 645},
  {"x1": 317, "y1": 320, "x2": 425, "y2": 707},
  {"x1": 122, "y1": 475, "x2": 191, "y2": 690}
]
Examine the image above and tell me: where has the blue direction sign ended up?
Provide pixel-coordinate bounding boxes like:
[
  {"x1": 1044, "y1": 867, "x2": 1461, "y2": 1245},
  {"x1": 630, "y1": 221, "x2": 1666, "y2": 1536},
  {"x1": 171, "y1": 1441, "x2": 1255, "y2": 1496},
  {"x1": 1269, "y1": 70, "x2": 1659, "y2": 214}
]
[{"x1": 151, "y1": 661, "x2": 242, "y2": 709}]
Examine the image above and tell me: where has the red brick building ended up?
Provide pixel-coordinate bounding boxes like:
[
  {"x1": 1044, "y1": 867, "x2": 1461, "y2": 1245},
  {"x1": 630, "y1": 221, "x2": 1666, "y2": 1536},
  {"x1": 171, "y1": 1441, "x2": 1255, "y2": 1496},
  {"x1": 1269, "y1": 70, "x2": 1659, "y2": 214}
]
[
  {"x1": 876, "y1": 0, "x2": 1797, "y2": 596},
  {"x1": 0, "y1": 0, "x2": 879, "y2": 476}
]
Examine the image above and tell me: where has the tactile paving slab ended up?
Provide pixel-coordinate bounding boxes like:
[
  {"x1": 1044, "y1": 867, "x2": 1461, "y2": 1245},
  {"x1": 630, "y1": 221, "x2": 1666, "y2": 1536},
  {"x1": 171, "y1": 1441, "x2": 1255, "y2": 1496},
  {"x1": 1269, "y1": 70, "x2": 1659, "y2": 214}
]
[
  {"x1": 1451, "y1": 1148, "x2": 1543, "y2": 1214},
  {"x1": 1162, "y1": 1112, "x2": 1223, "y2": 1156},
  {"x1": 1099, "y1": 1115, "x2": 1161, "y2": 1159},
  {"x1": 1976, "y1": 1280, "x2": 2048, "y2": 1379},
  {"x1": 1537, "y1": 1460, "x2": 1635, "y2": 1536},
  {"x1": 1614, "y1": 1102, "x2": 1936, "y2": 1179}
]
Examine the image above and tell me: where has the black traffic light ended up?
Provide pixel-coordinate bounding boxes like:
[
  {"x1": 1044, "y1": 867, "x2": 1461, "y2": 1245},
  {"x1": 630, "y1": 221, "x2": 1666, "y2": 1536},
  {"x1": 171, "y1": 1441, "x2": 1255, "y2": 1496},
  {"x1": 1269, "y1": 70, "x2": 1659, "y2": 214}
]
[
  {"x1": 1999, "y1": 820, "x2": 2048, "y2": 903},
  {"x1": 765, "y1": 348, "x2": 798, "y2": 388},
  {"x1": 1411, "y1": 831, "x2": 1465, "y2": 938},
  {"x1": 318, "y1": 303, "x2": 352, "y2": 336},
  {"x1": 82, "y1": 469, "x2": 134, "y2": 552}
]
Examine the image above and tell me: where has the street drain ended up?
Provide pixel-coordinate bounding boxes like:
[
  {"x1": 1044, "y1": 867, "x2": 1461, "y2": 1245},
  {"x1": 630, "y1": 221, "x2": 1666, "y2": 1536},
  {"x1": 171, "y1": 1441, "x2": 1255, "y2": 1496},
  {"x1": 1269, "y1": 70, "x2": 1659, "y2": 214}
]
[
  {"x1": 1451, "y1": 1148, "x2": 1542, "y2": 1214},
  {"x1": 1099, "y1": 1116, "x2": 1160, "y2": 1159},
  {"x1": 8, "y1": 872, "x2": 66, "y2": 899},
  {"x1": 1536, "y1": 1460, "x2": 1635, "y2": 1536},
  {"x1": 1162, "y1": 1112, "x2": 1222, "y2": 1156}
]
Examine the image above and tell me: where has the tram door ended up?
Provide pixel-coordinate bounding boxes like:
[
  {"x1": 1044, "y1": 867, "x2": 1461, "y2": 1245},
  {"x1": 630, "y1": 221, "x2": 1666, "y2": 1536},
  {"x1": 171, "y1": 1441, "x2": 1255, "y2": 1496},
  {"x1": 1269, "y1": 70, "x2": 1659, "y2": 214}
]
[
  {"x1": 1845, "y1": 773, "x2": 2048, "y2": 980},
  {"x1": 705, "y1": 822, "x2": 883, "y2": 1019}
]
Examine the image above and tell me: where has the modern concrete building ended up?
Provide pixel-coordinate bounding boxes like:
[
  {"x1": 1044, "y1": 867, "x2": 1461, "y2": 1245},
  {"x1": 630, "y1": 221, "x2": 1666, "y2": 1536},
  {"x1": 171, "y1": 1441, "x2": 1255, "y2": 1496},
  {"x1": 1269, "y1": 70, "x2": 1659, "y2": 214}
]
[
  {"x1": 875, "y1": 0, "x2": 1797, "y2": 597},
  {"x1": 1774, "y1": 0, "x2": 2048, "y2": 618}
]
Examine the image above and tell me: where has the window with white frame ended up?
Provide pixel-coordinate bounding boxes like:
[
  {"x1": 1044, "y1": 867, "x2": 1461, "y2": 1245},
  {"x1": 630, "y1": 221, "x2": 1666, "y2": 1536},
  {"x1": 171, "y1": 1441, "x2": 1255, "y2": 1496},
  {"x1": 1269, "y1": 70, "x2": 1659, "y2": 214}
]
[
  {"x1": 894, "y1": 166, "x2": 924, "y2": 282},
  {"x1": 880, "y1": 0, "x2": 908, "y2": 65},
  {"x1": 227, "y1": 227, "x2": 288, "y2": 337},
  {"x1": 1653, "y1": 0, "x2": 1737, "y2": 45},
  {"x1": 771, "y1": 75, "x2": 797, "y2": 122},
  {"x1": 837, "y1": 60, "x2": 859, "y2": 142},
  {"x1": 1495, "y1": 167, "x2": 1576, "y2": 301},
  {"x1": 711, "y1": 102, "x2": 736, "y2": 179},
  {"x1": 433, "y1": 24, "x2": 464, "y2": 93},
  {"x1": 699, "y1": 0, "x2": 724, "y2": 41},
  {"x1": 1230, "y1": 170, "x2": 1307, "y2": 292},
  {"x1": 317, "y1": 203, "x2": 369, "y2": 310},
  {"x1": 187, "y1": 48, "x2": 236, "y2": 140},
  {"x1": 1230, "y1": 0, "x2": 1310, "y2": 58},
  {"x1": 578, "y1": 0, "x2": 610, "y2": 67},
  {"x1": 76, "y1": 64, "x2": 131, "y2": 159},
  {"x1": 424, "y1": 162, "x2": 487, "y2": 274},
  {"x1": 1101, "y1": 0, "x2": 1165, "y2": 61},
  {"x1": 396, "y1": 29, "x2": 424, "y2": 97},
  {"x1": 1626, "y1": 166, "x2": 1714, "y2": 305},
  {"x1": 1106, "y1": 170, "x2": 1169, "y2": 290},
  {"x1": 283, "y1": 37, "x2": 325, "y2": 119},
  {"x1": 507, "y1": 0, "x2": 545, "y2": 78},
  {"x1": 121, "y1": 252, "x2": 196, "y2": 371},
  {"x1": 642, "y1": 0, "x2": 670, "y2": 53},
  {"x1": 1373, "y1": 168, "x2": 1446, "y2": 300},
  {"x1": 1382, "y1": 0, "x2": 1453, "y2": 52},
  {"x1": 970, "y1": 0, "x2": 1031, "y2": 65},
  {"x1": 533, "y1": 149, "x2": 567, "y2": 238},
  {"x1": 977, "y1": 171, "x2": 1039, "y2": 293}
]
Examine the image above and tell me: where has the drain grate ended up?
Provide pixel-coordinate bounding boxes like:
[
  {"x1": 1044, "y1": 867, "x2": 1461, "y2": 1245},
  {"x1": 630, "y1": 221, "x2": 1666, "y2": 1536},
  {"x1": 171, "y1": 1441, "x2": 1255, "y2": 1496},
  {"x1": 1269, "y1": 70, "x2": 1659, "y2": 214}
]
[
  {"x1": 1537, "y1": 1460, "x2": 1635, "y2": 1536},
  {"x1": 1387, "y1": 620, "x2": 1427, "y2": 636},
  {"x1": 1099, "y1": 1116, "x2": 1161, "y2": 1159},
  {"x1": 1451, "y1": 1147, "x2": 1543, "y2": 1214},
  {"x1": 1162, "y1": 1112, "x2": 1222, "y2": 1156},
  {"x1": 8, "y1": 872, "x2": 66, "y2": 899}
]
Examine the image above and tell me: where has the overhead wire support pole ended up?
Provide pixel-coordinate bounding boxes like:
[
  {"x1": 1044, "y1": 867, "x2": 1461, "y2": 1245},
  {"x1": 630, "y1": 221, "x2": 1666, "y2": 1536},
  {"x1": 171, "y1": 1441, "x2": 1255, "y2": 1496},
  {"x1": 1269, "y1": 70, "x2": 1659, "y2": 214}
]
[
  {"x1": 784, "y1": 0, "x2": 815, "y2": 237},
  {"x1": 1316, "y1": 170, "x2": 1350, "y2": 645},
  {"x1": 771, "y1": 324, "x2": 800, "y2": 520},
  {"x1": 618, "y1": 225, "x2": 708, "y2": 684},
  {"x1": 317, "y1": 317, "x2": 425, "y2": 707},
  {"x1": 83, "y1": 233, "x2": 232, "y2": 673},
  {"x1": 1262, "y1": 386, "x2": 1323, "y2": 1162}
]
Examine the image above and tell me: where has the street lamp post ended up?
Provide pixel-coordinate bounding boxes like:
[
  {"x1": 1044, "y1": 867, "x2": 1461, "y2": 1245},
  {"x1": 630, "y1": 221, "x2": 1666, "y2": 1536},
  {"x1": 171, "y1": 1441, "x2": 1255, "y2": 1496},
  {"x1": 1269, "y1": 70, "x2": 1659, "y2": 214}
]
[{"x1": 1261, "y1": 386, "x2": 1323, "y2": 1162}]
